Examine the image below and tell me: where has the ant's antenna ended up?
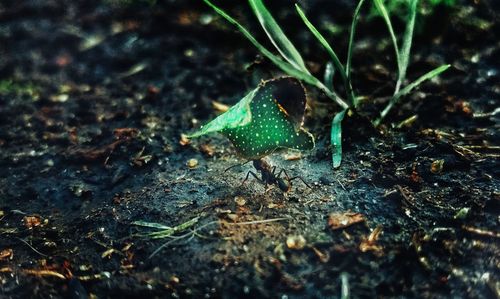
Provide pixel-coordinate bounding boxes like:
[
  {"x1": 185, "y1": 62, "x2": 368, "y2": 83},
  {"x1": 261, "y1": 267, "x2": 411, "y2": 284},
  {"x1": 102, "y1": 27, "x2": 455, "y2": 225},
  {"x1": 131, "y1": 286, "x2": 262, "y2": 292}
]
[{"x1": 224, "y1": 160, "x2": 251, "y2": 173}]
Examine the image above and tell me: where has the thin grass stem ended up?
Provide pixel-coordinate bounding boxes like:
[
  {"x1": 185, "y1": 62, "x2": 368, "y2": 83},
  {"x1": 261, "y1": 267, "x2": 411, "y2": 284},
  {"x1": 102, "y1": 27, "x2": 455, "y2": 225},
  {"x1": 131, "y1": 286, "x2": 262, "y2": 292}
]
[
  {"x1": 396, "y1": 0, "x2": 418, "y2": 94},
  {"x1": 373, "y1": 0, "x2": 401, "y2": 82},
  {"x1": 374, "y1": 64, "x2": 451, "y2": 125},
  {"x1": 346, "y1": 0, "x2": 365, "y2": 79},
  {"x1": 295, "y1": 4, "x2": 355, "y2": 107}
]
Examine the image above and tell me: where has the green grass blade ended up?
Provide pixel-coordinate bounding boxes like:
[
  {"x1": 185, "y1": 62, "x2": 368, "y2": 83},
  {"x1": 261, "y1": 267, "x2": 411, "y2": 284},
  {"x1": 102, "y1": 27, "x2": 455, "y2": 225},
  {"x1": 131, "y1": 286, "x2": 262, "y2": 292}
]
[
  {"x1": 393, "y1": 64, "x2": 450, "y2": 102},
  {"x1": 316, "y1": 80, "x2": 349, "y2": 109},
  {"x1": 132, "y1": 221, "x2": 171, "y2": 230},
  {"x1": 147, "y1": 217, "x2": 200, "y2": 239},
  {"x1": 346, "y1": 0, "x2": 366, "y2": 108},
  {"x1": 204, "y1": 0, "x2": 349, "y2": 109},
  {"x1": 375, "y1": 64, "x2": 451, "y2": 125},
  {"x1": 203, "y1": 0, "x2": 316, "y2": 85},
  {"x1": 331, "y1": 109, "x2": 347, "y2": 168},
  {"x1": 373, "y1": 0, "x2": 401, "y2": 78},
  {"x1": 324, "y1": 61, "x2": 335, "y2": 91},
  {"x1": 249, "y1": 0, "x2": 309, "y2": 73},
  {"x1": 295, "y1": 4, "x2": 354, "y2": 106},
  {"x1": 396, "y1": 0, "x2": 418, "y2": 93},
  {"x1": 346, "y1": 0, "x2": 366, "y2": 81}
]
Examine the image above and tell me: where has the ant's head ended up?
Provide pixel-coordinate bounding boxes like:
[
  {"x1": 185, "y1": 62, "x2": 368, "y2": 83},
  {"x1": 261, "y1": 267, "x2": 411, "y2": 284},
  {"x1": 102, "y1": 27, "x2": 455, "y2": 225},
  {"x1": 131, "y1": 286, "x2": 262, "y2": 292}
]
[{"x1": 277, "y1": 177, "x2": 291, "y2": 193}]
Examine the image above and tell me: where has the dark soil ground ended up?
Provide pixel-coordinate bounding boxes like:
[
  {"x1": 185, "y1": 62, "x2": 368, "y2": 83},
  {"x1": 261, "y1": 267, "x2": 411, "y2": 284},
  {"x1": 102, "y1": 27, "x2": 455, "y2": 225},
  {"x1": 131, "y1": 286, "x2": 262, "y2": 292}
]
[{"x1": 0, "y1": 0, "x2": 499, "y2": 298}]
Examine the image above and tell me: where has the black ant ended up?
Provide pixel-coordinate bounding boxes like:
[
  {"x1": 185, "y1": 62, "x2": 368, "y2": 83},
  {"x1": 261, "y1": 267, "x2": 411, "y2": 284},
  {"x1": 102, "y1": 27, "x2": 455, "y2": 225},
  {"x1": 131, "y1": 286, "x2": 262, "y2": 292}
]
[{"x1": 226, "y1": 158, "x2": 311, "y2": 193}]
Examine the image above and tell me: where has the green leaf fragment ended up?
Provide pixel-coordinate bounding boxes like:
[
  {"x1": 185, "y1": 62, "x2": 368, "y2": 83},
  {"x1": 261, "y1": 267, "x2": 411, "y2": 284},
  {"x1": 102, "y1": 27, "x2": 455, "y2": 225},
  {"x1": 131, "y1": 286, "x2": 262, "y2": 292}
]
[
  {"x1": 188, "y1": 78, "x2": 314, "y2": 160},
  {"x1": 331, "y1": 109, "x2": 347, "y2": 168},
  {"x1": 187, "y1": 88, "x2": 257, "y2": 138},
  {"x1": 453, "y1": 207, "x2": 470, "y2": 220}
]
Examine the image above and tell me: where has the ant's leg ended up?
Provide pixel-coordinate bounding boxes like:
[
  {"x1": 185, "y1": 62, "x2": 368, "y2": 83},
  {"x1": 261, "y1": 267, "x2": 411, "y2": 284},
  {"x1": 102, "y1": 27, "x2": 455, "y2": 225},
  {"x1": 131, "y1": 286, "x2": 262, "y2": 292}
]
[
  {"x1": 289, "y1": 176, "x2": 312, "y2": 189},
  {"x1": 241, "y1": 171, "x2": 262, "y2": 187},
  {"x1": 276, "y1": 169, "x2": 291, "y2": 181},
  {"x1": 242, "y1": 171, "x2": 270, "y2": 193},
  {"x1": 276, "y1": 169, "x2": 312, "y2": 189},
  {"x1": 272, "y1": 169, "x2": 292, "y2": 193},
  {"x1": 271, "y1": 166, "x2": 277, "y2": 175}
]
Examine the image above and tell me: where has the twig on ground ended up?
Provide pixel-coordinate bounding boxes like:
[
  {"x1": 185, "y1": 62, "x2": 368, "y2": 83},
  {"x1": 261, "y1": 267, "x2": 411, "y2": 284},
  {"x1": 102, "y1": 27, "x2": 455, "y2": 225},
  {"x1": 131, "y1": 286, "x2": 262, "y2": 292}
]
[
  {"x1": 137, "y1": 217, "x2": 290, "y2": 258},
  {"x1": 462, "y1": 225, "x2": 500, "y2": 238},
  {"x1": 16, "y1": 238, "x2": 48, "y2": 257}
]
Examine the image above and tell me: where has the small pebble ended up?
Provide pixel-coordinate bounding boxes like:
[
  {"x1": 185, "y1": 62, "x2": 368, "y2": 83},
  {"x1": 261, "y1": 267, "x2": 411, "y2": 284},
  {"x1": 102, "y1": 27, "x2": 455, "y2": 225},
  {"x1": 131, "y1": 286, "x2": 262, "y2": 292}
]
[
  {"x1": 179, "y1": 134, "x2": 190, "y2": 146},
  {"x1": 170, "y1": 275, "x2": 180, "y2": 284},
  {"x1": 267, "y1": 203, "x2": 278, "y2": 209},
  {"x1": 431, "y1": 159, "x2": 444, "y2": 174},
  {"x1": 227, "y1": 214, "x2": 238, "y2": 221},
  {"x1": 286, "y1": 235, "x2": 306, "y2": 250},
  {"x1": 186, "y1": 158, "x2": 198, "y2": 168},
  {"x1": 234, "y1": 196, "x2": 246, "y2": 206}
]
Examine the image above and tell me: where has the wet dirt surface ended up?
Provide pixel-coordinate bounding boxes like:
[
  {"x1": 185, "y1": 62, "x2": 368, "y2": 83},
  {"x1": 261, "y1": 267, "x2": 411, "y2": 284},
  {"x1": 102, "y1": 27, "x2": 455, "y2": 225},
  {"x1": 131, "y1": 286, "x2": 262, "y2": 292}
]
[{"x1": 0, "y1": 0, "x2": 499, "y2": 298}]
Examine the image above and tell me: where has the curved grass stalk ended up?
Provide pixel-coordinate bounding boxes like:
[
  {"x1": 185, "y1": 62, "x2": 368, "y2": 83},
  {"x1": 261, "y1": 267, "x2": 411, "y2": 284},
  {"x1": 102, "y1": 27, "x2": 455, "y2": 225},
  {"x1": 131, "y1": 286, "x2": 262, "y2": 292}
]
[
  {"x1": 373, "y1": 0, "x2": 401, "y2": 81},
  {"x1": 397, "y1": 0, "x2": 418, "y2": 93},
  {"x1": 203, "y1": 0, "x2": 349, "y2": 109},
  {"x1": 295, "y1": 4, "x2": 355, "y2": 107},
  {"x1": 374, "y1": 64, "x2": 451, "y2": 126},
  {"x1": 346, "y1": 0, "x2": 366, "y2": 91},
  {"x1": 249, "y1": 0, "x2": 309, "y2": 74}
]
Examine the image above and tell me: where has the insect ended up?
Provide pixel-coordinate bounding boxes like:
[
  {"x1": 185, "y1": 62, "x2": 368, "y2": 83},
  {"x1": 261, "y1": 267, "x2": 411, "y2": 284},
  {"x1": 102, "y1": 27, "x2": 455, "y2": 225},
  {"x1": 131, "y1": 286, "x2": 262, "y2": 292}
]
[
  {"x1": 229, "y1": 158, "x2": 311, "y2": 193},
  {"x1": 189, "y1": 77, "x2": 315, "y2": 159},
  {"x1": 189, "y1": 77, "x2": 315, "y2": 191}
]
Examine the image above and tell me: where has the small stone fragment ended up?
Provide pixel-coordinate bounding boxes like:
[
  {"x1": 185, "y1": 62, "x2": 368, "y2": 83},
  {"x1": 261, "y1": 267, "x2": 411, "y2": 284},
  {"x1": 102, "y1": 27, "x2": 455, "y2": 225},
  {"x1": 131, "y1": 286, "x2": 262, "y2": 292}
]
[
  {"x1": 179, "y1": 134, "x2": 190, "y2": 146},
  {"x1": 283, "y1": 152, "x2": 302, "y2": 161},
  {"x1": 186, "y1": 158, "x2": 198, "y2": 168},
  {"x1": 226, "y1": 213, "x2": 238, "y2": 221},
  {"x1": 170, "y1": 275, "x2": 180, "y2": 284},
  {"x1": 286, "y1": 235, "x2": 306, "y2": 250},
  {"x1": 234, "y1": 196, "x2": 246, "y2": 206},
  {"x1": 431, "y1": 159, "x2": 445, "y2": 174},
  {"x1": 199, "y1": 144, "x2": 215, "y2": 157},
  {"x1": 50, "y1": 94, "x2": 69, "y2": 102},
  {"x1": 24, "y1": 216, "x2": 42, "y2": 229},
  {"x1": 0, "y1": 248, "x2": 13, "y2": 261},
  {"x1": 267, "y1": 203, "x2": 279, "y2": 209},
  {"x1": 328, "y1": 212, "x2": 365, "y2": 230},
  {"x1": 212, "y1": 100, "x2": 230, "y2": 113},
  {"x1": 45, "y1": 159, "x2": 54, "y2": 167}
]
